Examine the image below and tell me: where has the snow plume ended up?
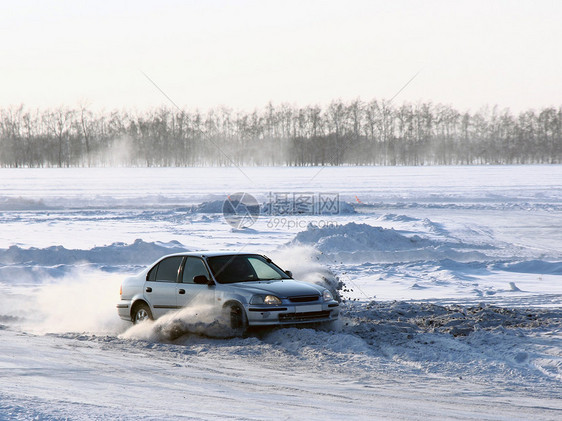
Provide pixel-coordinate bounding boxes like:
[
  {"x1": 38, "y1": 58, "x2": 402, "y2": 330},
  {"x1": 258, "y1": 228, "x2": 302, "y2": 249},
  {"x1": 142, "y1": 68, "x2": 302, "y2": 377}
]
[
  {"x1": 120, "y1": 305, "x2": 232, "y2": 342},
  {"x1": 88, "y1": 136, "x2": 134, "y2": 166},
  {"x1": 1, "y1": 267, "x2": 127, "y2": 335},
  {"x1": 270, "y1": 245, "x2": 342, "y2": 301}
]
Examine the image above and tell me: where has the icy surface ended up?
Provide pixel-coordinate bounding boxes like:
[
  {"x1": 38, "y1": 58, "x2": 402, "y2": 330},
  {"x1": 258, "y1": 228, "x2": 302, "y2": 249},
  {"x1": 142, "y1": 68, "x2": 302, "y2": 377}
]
[{"x1": 1, "y1": 165, "x2": 561, "y2": 420}]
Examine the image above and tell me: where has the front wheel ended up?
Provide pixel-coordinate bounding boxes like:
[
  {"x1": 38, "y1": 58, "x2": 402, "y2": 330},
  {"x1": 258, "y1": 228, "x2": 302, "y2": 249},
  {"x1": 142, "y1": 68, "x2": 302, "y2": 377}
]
[
  {"x1": 223, "y1": 303, "x2": 247, "y2": 336},
  {"x1": 132, "y1": 302, "x2": 153, "y2": 324}
]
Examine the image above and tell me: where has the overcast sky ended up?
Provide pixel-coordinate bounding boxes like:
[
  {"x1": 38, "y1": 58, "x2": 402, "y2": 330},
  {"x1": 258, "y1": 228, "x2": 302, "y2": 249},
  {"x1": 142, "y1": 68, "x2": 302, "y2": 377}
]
[{"x1": 1, "y1": 0, "x2": 561, "y2": 112}]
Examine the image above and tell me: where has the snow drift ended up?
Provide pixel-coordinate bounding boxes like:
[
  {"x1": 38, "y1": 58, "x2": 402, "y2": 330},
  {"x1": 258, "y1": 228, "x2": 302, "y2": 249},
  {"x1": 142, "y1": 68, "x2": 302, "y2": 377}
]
[
  {"x1": 291, "y1": 222, "x2": 489, "y2": 263},
  {"x1": 0, "y1": 239, "x2": 188, "y2": 267}
]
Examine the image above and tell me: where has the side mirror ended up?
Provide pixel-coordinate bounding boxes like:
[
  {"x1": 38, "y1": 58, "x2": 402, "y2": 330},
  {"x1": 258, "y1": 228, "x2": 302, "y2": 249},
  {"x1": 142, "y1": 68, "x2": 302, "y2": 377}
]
[
  {"x1": 193, "y1": 275, "x2": 212, "y2": 285},
  {"x1": 285, "y1": 270, "x2": 293, "y2": 278}
]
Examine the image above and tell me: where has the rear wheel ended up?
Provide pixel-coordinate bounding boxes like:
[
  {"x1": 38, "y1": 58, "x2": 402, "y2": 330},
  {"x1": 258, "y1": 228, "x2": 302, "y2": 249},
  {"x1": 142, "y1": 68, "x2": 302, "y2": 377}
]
[{"x1": 132, "y1": 302, "x2": 153, "y2": 324}]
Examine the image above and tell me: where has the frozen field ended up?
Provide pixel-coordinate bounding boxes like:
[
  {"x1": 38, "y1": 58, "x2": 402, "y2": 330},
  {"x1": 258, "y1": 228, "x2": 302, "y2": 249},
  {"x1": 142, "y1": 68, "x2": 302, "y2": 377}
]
[{"x1": 1, "y1": 165, "x2": 561, "y2": 420}]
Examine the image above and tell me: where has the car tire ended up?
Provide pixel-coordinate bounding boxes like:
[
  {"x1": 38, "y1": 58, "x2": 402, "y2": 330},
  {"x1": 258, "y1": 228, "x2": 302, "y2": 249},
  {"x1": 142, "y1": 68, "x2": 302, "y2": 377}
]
[
  {"x1": 132, "y1": 302, "x2": 153, "y2": 324},
  {"x1": 224, "y1": 303, "x2": 247, "y2": 336}
]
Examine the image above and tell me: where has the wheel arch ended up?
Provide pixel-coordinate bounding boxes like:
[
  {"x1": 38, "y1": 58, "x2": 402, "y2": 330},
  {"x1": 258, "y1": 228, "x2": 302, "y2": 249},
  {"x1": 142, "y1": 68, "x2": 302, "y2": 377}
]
[
  {"x1": 130, "y1": 298, "x2": 151, "y2": 321},
  {"x1": 222, "y1": 299, "x2": 246, "y2": 312}
]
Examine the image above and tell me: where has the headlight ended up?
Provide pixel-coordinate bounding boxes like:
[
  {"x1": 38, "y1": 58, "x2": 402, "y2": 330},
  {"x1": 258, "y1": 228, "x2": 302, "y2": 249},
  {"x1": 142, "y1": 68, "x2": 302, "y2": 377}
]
[
  {"x1": 250, "y1": 295, "x2": 282, "y2": 305},
  {"x1": 322, "y1": 290, "x2": 333, "y2": 302}
]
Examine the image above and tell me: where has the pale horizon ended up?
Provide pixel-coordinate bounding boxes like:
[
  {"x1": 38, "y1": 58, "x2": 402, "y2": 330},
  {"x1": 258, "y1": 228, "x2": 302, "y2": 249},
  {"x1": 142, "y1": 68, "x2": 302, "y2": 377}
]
[{"x1": 2, "y1": 0, "x2": 561, "y2": 113}]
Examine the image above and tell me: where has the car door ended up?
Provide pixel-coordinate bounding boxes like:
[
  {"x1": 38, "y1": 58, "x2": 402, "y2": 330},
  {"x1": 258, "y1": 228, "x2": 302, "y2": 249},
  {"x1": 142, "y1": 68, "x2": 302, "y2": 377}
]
[
  {"x1": 144, "y1": 256, "x2": 183, "y2": 318},
  {"x1": 177, "y1": 257, "x2": 215, "y2": 308}
]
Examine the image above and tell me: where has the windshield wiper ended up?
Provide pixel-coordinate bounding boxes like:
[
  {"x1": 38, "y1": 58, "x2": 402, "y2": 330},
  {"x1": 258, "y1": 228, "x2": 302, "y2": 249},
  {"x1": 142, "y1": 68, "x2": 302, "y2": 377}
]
[{"x1": 233, "y1": 277, "x2": 283, "y2": 283}]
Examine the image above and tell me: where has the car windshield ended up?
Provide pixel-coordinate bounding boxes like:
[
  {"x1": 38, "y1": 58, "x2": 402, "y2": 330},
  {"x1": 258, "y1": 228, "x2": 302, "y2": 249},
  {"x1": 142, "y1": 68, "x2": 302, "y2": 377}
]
[{"x1": 206, "y1": 255, "x2": 291, "y2": 284}]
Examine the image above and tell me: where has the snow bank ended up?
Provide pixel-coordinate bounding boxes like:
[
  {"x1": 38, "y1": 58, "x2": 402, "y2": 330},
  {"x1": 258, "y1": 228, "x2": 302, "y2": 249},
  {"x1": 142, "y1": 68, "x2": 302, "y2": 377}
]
[
  {"x1": 0, "y1": 239, "x2": 188, "y2": 267},
  {"x1": 176, "y1": 200, "x2": 225, "y2": 214},
  {"x1": 0, "y1": 239, "x2": 191, "y2": 286},
  {"x1": 496, "y1": 260, "x2": 562, "y2": 275},
  {"x1": 291, "y1": 222, "x2": 487, "y2": 263},
  {"x1": 292, "y1": 222, "x2": 430, "y2": 253},
  {"x1": 0, "y1": 196, "x2": 50, "y2": 211},
  {"x1": 379, "y1": 213, "x2": 419, "y2": 223}
]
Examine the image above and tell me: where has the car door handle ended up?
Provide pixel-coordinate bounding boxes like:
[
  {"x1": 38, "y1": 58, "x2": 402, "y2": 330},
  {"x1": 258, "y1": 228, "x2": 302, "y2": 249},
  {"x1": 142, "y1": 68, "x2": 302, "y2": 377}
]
[
  {"x1": 146, "y1": 287, "x2": 152, "y2": 293},
  {"x1": 178, "y1": 289, "x2": 186, "y2": 294}
]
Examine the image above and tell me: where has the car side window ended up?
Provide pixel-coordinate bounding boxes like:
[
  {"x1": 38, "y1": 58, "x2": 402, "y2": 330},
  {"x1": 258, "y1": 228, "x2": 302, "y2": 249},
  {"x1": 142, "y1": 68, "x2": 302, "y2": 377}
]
[
  {"x1": 182, "y1": 257, "x2": 210, "y2": 283},
  {"x1": 148, "y1": 256, "x2": 183, "y2": 283}
]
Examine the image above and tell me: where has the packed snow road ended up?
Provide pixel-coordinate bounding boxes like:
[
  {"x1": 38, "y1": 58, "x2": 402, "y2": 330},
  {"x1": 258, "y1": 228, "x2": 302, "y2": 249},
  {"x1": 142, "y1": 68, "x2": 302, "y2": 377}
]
[{"x1": 1, "y1": 300, "x2": 561, "y2": 420}]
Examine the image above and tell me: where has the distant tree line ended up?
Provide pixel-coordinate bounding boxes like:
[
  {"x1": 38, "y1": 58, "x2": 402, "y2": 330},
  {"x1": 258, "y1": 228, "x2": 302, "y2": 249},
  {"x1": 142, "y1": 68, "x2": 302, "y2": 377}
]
[{"x1": 0, "y1": 100, "x2": 561, "y2": 167}]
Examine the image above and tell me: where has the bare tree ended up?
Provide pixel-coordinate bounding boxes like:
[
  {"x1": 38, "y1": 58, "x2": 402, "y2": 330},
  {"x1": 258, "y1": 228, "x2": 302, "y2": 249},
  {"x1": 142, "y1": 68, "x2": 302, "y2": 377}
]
[{"x1": 0, "y1": 101, "x2": 560, "y2": 168}]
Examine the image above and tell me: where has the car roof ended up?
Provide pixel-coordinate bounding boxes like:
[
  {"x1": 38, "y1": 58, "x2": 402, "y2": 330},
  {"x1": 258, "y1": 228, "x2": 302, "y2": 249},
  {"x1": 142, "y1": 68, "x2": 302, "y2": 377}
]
[{"x1": 160, "y1": 251, "x2": 264, "y2": 259}]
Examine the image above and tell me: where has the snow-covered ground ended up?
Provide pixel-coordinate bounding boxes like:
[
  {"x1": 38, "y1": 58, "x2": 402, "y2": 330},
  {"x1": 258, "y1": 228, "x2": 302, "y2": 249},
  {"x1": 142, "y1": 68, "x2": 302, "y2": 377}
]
[{"x1": 1, "y1": 165, "x2": 561, "y2": 420}]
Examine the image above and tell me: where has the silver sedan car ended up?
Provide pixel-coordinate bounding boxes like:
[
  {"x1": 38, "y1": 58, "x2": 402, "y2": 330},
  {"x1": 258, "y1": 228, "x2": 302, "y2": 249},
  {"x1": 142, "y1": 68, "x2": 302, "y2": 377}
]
[{"x1": 117, "y1": 252, "x2": 339, "y2": 332}]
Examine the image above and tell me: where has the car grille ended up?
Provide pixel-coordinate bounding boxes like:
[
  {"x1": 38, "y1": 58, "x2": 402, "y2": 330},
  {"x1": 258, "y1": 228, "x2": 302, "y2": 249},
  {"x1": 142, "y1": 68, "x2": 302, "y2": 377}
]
[
  {"x1": 288, "y1": 295, "x2": 320, "y2": 303},
  {"x1": 279, "y1": 311, "x2": 331, "y2": 322}
]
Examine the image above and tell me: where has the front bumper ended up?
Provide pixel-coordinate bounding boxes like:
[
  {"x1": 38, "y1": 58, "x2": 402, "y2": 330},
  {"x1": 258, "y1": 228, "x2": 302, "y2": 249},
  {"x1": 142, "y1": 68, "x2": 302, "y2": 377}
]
[{"x1": 246, "y1": 301, "x2": 339, "y2": 326}]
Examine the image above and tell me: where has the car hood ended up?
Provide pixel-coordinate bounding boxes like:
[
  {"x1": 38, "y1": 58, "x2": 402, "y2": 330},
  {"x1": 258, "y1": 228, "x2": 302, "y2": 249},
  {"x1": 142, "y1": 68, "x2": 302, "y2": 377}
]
[{"x1": 226, "y1": 279, "x2": 322, "y2": 298}]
